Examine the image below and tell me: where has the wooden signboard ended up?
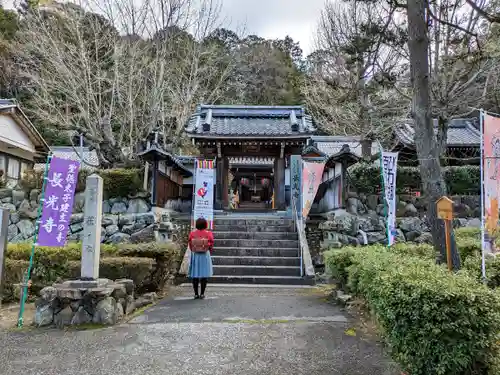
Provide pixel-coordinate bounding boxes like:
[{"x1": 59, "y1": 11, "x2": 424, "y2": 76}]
[
  {"x1": 436, "y1": 196, "x2": 454, "y2": 271},
  {"x1": 436, "y1": 196, "x2": 454, "y2": 221}
]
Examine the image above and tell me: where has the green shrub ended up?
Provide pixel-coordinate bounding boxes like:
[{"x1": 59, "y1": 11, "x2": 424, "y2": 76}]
[
  {"x1": 20, "y1": 168, "x2": 144, "y2": 198},
  {"x1": 3, "y1": 242, "x2": 180, "y2": 301},
  {"x1": 324, "y1": 247, "x2": 358, "y2": 289},
  {"x1": 455, "y1": 227, "x2": 481, "y2": 241},
  {"x1": 326, "y1": 246, "x2": 500, "y2": 375},
  {"x1": 349, "y1": 163, "x2": 480, "y2": 195}
]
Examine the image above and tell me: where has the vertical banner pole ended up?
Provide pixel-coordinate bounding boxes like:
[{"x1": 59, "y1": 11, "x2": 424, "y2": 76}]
[
  {"x1": 378, "y1": 143, "x2": 389, "y2": 247},
  {"x1": 17, "y1": 153, "x2": 52, "y2": 327},
  {"x1": 480, "y1": 109, "x2": 487, "y2": 282}
]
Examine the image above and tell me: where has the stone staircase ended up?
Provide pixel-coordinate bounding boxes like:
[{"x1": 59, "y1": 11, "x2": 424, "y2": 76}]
[{"x1": 211, "y1": 216, "x2": 314, "y2": 285}]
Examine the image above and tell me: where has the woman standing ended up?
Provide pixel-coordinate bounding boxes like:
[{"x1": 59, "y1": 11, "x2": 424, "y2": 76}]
[{"x1": 188, "y1": 218, "x2": 214, "y2": 299}]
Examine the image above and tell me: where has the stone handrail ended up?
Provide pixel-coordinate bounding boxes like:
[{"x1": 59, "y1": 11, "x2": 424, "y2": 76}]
[{"x1": 291, "y1": 195, "x2": 315, "y2": 279}]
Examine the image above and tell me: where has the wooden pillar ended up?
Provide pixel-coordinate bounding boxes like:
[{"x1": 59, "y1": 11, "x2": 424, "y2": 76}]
[
  {"x1": 215, "y1": 157, "x2": 224, "y2": 210},
  {"x1": 222, "y1": 157, "x2": 229, "y2": 209},
  {"x1": 274, "y1": 157, "x2": 286, "y2": 210},
  {"x1": 341, "y1": 161, "x2": 347, "y2": 208}
]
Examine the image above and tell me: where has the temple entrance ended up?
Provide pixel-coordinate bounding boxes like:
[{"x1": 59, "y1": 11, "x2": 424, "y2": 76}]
[{"x1": 230, "y1": 166, "x2": 274, "y2": 210}]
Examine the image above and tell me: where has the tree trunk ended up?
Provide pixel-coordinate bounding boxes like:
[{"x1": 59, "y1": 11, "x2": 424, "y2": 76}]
[{"x1": 407, "y1": 0, "x2": 460, "y2": 269}]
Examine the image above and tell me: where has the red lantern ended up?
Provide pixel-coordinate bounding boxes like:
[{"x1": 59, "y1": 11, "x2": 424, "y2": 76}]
[
  {"x1": 240, "y1": 178, "x2": 249, "y2": 186},
  {"x1": 261, "y1": 178, "x2": 270, "y2": 187}
]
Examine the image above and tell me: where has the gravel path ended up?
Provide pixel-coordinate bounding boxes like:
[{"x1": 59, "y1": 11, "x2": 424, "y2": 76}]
[{"x1": 0, "y1": 285, "x2": 399, "y2": 375}]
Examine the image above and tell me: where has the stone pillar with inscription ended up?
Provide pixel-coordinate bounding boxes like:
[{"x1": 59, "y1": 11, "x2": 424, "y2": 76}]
[{"x1": 81, "y1": 174, "x2": 103, "y2": 280}]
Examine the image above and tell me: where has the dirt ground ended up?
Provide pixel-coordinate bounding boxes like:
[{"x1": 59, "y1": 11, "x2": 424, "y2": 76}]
[{"x1": 0, "y1": 303, "x2": 35, "y2": 329}]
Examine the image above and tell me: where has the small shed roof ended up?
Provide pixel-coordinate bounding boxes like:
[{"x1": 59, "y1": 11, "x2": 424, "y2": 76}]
[{"x1": 185, "y1": 105, "x2": 316, "y2": 139}]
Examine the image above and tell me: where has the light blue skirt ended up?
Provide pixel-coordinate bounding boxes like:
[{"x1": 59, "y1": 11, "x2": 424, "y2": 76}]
[{"x1": 189, "y1": 251, "x2": 213, "y2": 278}]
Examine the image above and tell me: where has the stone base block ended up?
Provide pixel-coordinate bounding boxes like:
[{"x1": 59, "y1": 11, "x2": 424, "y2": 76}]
[{"x1": 33, "y1": 278, "x2": 148, "y2": 328}]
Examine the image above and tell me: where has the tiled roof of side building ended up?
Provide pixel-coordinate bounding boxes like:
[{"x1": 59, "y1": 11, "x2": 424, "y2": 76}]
[
  {"x1": 394, "y1": 118, "x2": 480, "y2": 147},
  {"x1": 310, "y1": 136, "x2": 379, "y2": 158},
  {"x1": 185, "y1": 105, "x2": 316, "y2": 138}
]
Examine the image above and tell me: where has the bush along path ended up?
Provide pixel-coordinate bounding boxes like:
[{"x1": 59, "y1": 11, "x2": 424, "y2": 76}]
[{"x1": 324, "y1": 229, "x2": 500, "y2": 375}]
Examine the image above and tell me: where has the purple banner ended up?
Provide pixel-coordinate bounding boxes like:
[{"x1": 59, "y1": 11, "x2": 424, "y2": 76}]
[{"x1": 37, "y1": 156, "x2": 80, "y2": 247}]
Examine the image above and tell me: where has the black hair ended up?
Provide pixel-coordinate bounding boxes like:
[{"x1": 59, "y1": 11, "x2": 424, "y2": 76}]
[{"x1": 195, "y1": 217, "x2": 208, "y2": 230}]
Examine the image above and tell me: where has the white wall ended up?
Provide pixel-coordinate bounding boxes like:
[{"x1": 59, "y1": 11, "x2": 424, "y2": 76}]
[{"x1": 0, "y1": 114, "x2": 36, "y2": 159}]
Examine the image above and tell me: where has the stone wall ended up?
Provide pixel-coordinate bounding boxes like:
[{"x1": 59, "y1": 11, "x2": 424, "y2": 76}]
[
  {"x1": 311, "y1": 192, "x2": 481, "y2": 263},
  {"x1": 0, "y1": 187, "x2": 185, "y2": 245}
]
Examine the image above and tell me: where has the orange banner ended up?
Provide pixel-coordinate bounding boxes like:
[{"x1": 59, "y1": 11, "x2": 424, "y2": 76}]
[
  {"x1": 483, "y1": 114, "x2": 500, "y2": 253},
  {"x1": 302, "y1": 161, "x2": 325, "y2": 218}
]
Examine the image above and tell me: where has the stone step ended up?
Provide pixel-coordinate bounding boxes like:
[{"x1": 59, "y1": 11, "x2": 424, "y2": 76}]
[
  {"x1": 214, "y1": 224, "x2": 293, "y2": 232},
  {"x1": 209, "y1": 275, "x2": 315, "y2": 286},
  {"x1": 213, "y1": 231, "x2": 298, "y2": 240},
  {"x1": 214, "y1": 218, "x2": 294, "y2": 226},
  {"x1": 211, "y1": 256, "x2": 301, "y2": 267},
  {"x1": 213, "y1": 247, "x2": 300, "y2": 258},
  {"x1": 213, "y1": 239, "x2": 298, "y2": 248},
  {"x1": 213, "y1": 265, "x2": 301, "y2": 277}
]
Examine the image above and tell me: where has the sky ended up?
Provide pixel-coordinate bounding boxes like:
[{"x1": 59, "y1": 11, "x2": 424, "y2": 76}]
[
  {"x1": 219, "y1": 0, "x2": 325, "y2": 55},
  {"x1": 3, "y1": 0, "x2": 325, "y2": 55}
]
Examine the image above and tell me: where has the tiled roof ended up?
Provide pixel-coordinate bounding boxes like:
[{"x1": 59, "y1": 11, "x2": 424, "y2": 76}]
[
  {"x1": 311, "y1": 136, "x2": 379, "y2": 157},
  {"x1": 34, "y1": 146, "x2": 99, "y2": 171},
  {"x1": 395, "y1": 118, "x2": 480, "y2": 147},
  {"x1": 185, "y1": 105, "x2": 315, "y2": 138}
]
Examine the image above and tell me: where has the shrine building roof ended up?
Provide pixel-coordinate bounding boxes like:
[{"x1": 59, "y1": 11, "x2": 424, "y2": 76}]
[{"x1": 185, "y1": 105, "x2": 316, "y2": 139}]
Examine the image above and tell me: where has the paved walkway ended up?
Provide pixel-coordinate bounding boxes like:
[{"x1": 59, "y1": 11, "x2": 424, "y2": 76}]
[{"x1": 0, "y1": 285, "x2": 399, "y2": 375}]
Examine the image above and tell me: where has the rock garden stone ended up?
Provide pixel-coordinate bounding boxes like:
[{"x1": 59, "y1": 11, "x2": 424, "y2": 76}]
[
  {"x1": 29, "y1": 189, "x2": 40, "y2": 203},
  {"x1": 9, "y1": 211, "x2": 20, "y2": 224},
  {"x1": 102, "y1": 214, "x2": 118, "y2": 226},
  {"x1": 102, "y1": 200, "x2": 111, "y2": 214},
  {"x1": 73, "y1": 192, "x2": 86, "y2": 213},
  {"x1": 124, "y1": 295, "x2": 136, "y2": 315},
  {"x1": 135, "y1": 212, "x2": 155, "y2": 226},
  {"x1": 70, "y1": 213, "x2": 84, "y2": 224},
  {"x1": 366, "y1": 232, "x2": 386, "y2": 244},
  {"x1": 404, "y1": 203, "x2": 418, "y2": 217},
  {"x1": 0, "y1": 203, "x2": 16, "y2": 212},
  {"x1": 127, "y1": 198, "x2": 149, "y2": 214},
  {"x1": 71, "y1": 306, "x2": 92, "y2": 325},
  {"x1": 114, "y1": 303, "x2": 124, "y2": 323},
  {"x1": 39, "y1": 286, "x2": 58, "y2": 304},
  {"x1": 34, "y1": 305, "x2": 54, "y2": 327},
  {"x1": 0, "y1": 188, "x2": 12, "y2": 199},
  {"x1": 118, "y1": 213, "x2": 136, "y2": 226},
  {"x1": 87, "y1": 287, "x2": 114, "y2": 299},
  {"x1": 12, "y1": 190, "x2": 26, "y2": 207},
  {"x1": 116, "y1": 279, "x2": 134, "y2": 295},
  {"x1": 70, "y1": 222, "x2": 84, "y2": 233},
  {"x1": 8, "y1": 224, "x2": 18, "y2": 241},
  {"x1": 466, "y1": 218, "x2": 481, "y2": 227},
  {"x1": 398, "y1": 217, "x2": 423, "y2": 233},
  {"x1": 122, "y1": 222, "x2": 146, "y2": 235},
  {"x1": 105, "y1": 224, "x2": 119, "y2": 236},
  {"x1": 56, "y1": 288, "x2": 82, "y2": 300},
  {"x1": 366, "y1": 194, "x2": 379, "y2": 210},
  {"x1": 415, "y1": 232, "x2": 433, "y2": 244},
  {"x1": 110, "y1": 284, "x2": 127, "y2": 299},
  {"x1": 130, "y1": 224, "x2": 155, "y2": 243},
  {"x1": 93, "y1": 297, "x2": 117, "y2": 325},
  {"x1": 16, "y1": 219, "x2": 35, "y2": 239},
  {"x1": 108, "y1": 232, "x2": 131, "y2": 244},
  {"x1": 111, "y1": 202, "x2": 128, "y2": 214},
  {"x1": 1, "y1": 197, "x2": 12, "y2": 203},
  {"x1": 54, "y1": 306, "x2": 74, "y2": 328},
  {"x1": 18, "y1": 199, "x2": 38, "y2": 220}
]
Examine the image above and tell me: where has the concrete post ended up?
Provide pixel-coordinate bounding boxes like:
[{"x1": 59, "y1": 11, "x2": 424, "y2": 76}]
[{"x1": 81, "y1": 174, "x2": 103, "y2": 280}]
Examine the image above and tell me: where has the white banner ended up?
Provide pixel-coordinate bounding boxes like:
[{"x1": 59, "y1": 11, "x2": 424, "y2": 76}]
[
  {"x1": 193, "y1": 160, "x2": 215, "y2": 229},
  {"x1": 381, "y1": 151, "x2": 399, "y2": 246}
]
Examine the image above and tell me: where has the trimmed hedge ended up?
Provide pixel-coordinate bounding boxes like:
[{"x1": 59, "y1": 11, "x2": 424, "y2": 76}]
[
  {"x1": 21, "y1": 168, "x2": 144, "y2": 198},
  {"x1": 349, "y1": 163, "x2": 480, "y2": 195},
  {"x1": 2, "y1": 242, "x2": 180, "y2": 302},
  {"x1": 325, "y1": 246, "x2": 500, "y2": 375}
]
